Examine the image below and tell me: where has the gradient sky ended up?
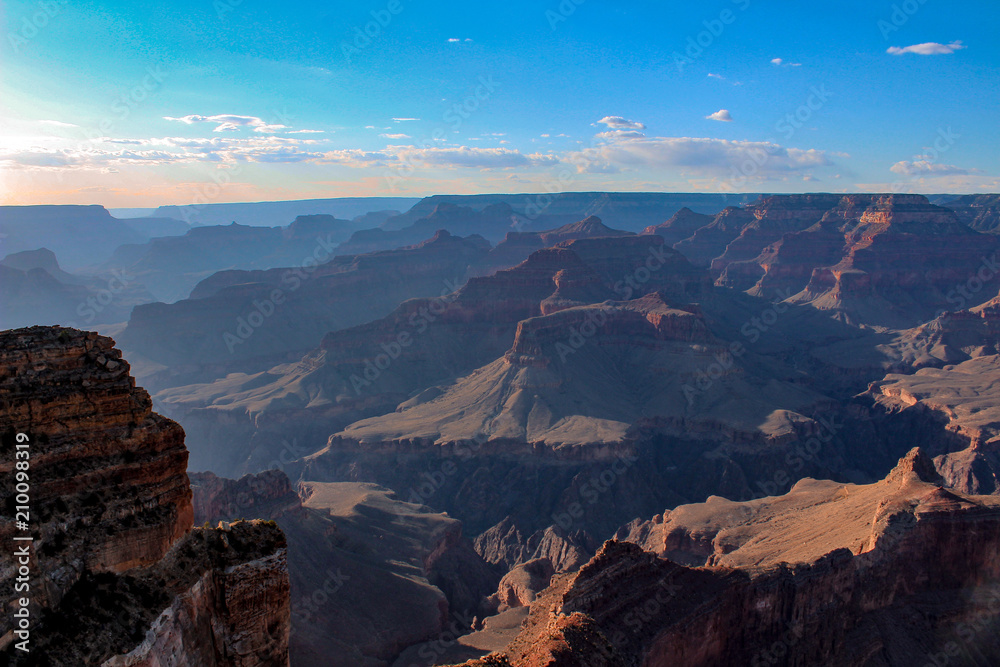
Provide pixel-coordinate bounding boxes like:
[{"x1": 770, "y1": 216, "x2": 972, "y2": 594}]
[{"x1": 2, "y1": 0, "x2": 998, "y2": 206}]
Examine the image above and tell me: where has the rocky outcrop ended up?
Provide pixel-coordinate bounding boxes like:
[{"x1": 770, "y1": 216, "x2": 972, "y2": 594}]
[
  {"x1": 457, "y1": 449, "x2": 1000, "y2": 666},
  {"x1": 674, "y1": 195, "x2": 850, "y2": 270},
  {"x1": 642, "y1": 207, "x2": 715, "y2": 245},
  {"x1": 0, "y1": 326, "x2": 290, "y2": 666},
  {"x1": 190, "y1": 470, "x2": 304, "y2": 525},
  {"x1": 477, "y1": 216, "x2": 633, "y2": 276},
  {"x1": 866, "y1": 355, "x2": 1000, "y2": 494},
  {"x1": 0, "y1": 327, "x2": 193, "y2": 614},
  {"x1": 190, "y1": 472, "x2": 499, "y2": 667}
]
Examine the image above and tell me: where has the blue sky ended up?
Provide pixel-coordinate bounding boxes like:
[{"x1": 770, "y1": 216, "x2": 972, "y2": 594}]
[{"x1": 2, "y1": 0, "x2": 998, "y2": 206}]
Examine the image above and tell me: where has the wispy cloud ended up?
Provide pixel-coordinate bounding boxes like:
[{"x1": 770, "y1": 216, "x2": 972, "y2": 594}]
[
  {"x1": 706, "y1": 109, "x2": 733, "y2": 122},
  {"x1": 288, "y1": 129, "x2": 325, "y2": 134},
  {"x1": 771, "y1": 58, "x2": 802, "y2": 67},
  {"x1": 890, "y1": 160, "x2": 970, "y2": 176},
  {"x1": 447, "y1": 38, "x2": 473, "y2": 43},
  {"x1": 566, "y1": 135, "x2": 834, "y2": 181},
  {"x1": 380, "y1": 133, "x2": 412, "y2": 140},
  {"x1": 37, "y1": 119, "x2": 80, "y2": 128},
  {"x1": 887, "y1": 41, "x2": 966, "y2": 55},
  {"x1": 163, "y1": 114, "x2": 287, "y2": 133},
  {"x1": 391, "y1": 117, "x2": 420, "y2": 122}
]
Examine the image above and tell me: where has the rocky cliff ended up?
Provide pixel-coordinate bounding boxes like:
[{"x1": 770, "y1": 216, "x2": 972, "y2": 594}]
[
  {"x1": 154, "y1": 235, "x2": 710, "y2": 478},
  {"x1": 189, "y1": 471, "x2": 499, "y2": 667},
  {"x1": 453, "y1": 449, "x2": 1000, "y2": 666},
  {"x1": 0, "y1": 326, "x2": 290, "y2": 666},
  {"x1": 119, "y1": 230, "x2": 492, "y2": 392}
]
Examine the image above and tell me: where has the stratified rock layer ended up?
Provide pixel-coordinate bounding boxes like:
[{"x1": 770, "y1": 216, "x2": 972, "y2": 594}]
[
  {"x1": 455, "y1": 449, "x2": 1000, "y2": 666},
  {"x1": 0, "y1": 326, "x2": 290, "y2": 666}
]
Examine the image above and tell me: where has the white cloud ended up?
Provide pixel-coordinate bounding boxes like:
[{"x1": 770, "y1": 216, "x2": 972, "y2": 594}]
[
  {"x1": 163, "y1": 114, "x2": 287, "y2": 133},
  {"x1": 392, "y1": 117, "x2": 420, "y2": 122},
  {"x1": 889, "y1": 160, "x2": 969, "y2": 176},
  {"x1": 887, "y1": 41, "x2": 966, "y2": 55},
  {"x1": 771, "y1": 58, "x2": 802, "y2": 67},
  {"x1": 289, "y1": 129, "x2": 325, "y2": 134},
  {"x1": 447, "y1": 38, "x2": 473, "y2": 42},
  {"x1": 37, "y1": 120, "x2": 79, "y2": 128},
  {"x1": 706, "y1": 109, "x2": 733, "y2": 122},
  {"x1": 564, "y1": 136, "x2": 834, "y2": 180},
  {"x1": 380, "y1": 133, "x2": 412, "y2": 140},
  {"x1": 596, "y1": 116, "x2": 646, "y2": 130}
]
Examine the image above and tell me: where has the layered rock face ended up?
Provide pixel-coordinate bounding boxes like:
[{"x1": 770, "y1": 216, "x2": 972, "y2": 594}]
[
  {"x1": 942, "y1": 194, "x2": 1000, "y2": 233},
  {"x1": 642, "y1": 207, "x2": 715, "y2": 245},
  {"x1": 154, "y1": 235, "x2": 709, "y2": 478},
  {"x1": 0, "y1": 327, "x2": 193, "y2": 610},
  {"x1": 700, "y1": 195, "x2": 1000, "y2": 327},
  {"x1": 119, "y1": 230, "x2": 492, "y2": 392},
  {"x1": 455, "y1": 449, "x2": 1000, "y2": 666},
  {"x1": 0, "y1": 327, "x2": 290, "y2": 666},
  {"x1": 673, "y1": 194, "x2": 848, "y2": 270},
  {"x1": 0, "y1": 248, "x2": 155, "y2": 331},
  {"x1": 190, "y1": 471, "x2": 499, "y2": 667},
  {"x1": 475, "y1": 216, "x2": 633, "y2": 276},
  {"x1": 866, "y1": 354, "x2": 1000, "y2": 495},
  {"x1": 301, "y1": 287, "x2": 867, "y2": 543}
]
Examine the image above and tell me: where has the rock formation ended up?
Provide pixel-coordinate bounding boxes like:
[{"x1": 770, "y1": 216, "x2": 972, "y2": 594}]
[
  {"x1": 189, "y1": 471, "x2": 498, "y2": 667},
  {"x1": 119, "y1": 230, "x2": 492, "y2": 392},
  {"x1": 453, "y1": 449, "x2": 1000, "y2": 666},
  {"x1": 0, "y1": 326, "x2": 290, "y2": 666}
]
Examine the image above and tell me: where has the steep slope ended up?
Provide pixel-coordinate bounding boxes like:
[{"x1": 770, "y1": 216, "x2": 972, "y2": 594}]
[
  {"x1": 0, "y1": 248, "x2": 156, "y2": 331},
  {"x1": 867, "y1": 355, "x2": 1000, "y2": 495},
  {"x1": 0, "y1": 326, "x2": 290, "y2": 665},
  {"x1": 642, "y1": 207, "x2": 715, "y2": 245},
  {"x1": 119, "y1": 230, "x2": 491, "y2": 392},
  {"x1": 789, "y1": 195, "x2": 998, "y2": 327},
  {"x1": 455, "y1": 449, "x2": 1000, "y2": 666},
  {"x1": 477, "y1": 216, "x2": 633, "y2": 275},
  {"x1": 0, "y1": 205, "x2": 147, "y2": 270},
  {"x1": 673, "y1": 194, "x2": 849, "y2": 270},
  {"x1": 190, "y1": 471, "x2": 499, "y2": 667},
  {"x1": 941, "y1": 194, "x2": 1000, "y2": 233},
  {"x1": 102, "y1": 215, "x2": 361, "y2": 303},
  {"x1": 155, "y1": 236, "x2": 710, "y2": 477}
]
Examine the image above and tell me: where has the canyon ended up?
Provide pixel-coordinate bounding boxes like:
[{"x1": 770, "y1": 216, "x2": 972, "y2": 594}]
[{"x1": 7, "y1": 192, "x2": 1000, "y2": 666}]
